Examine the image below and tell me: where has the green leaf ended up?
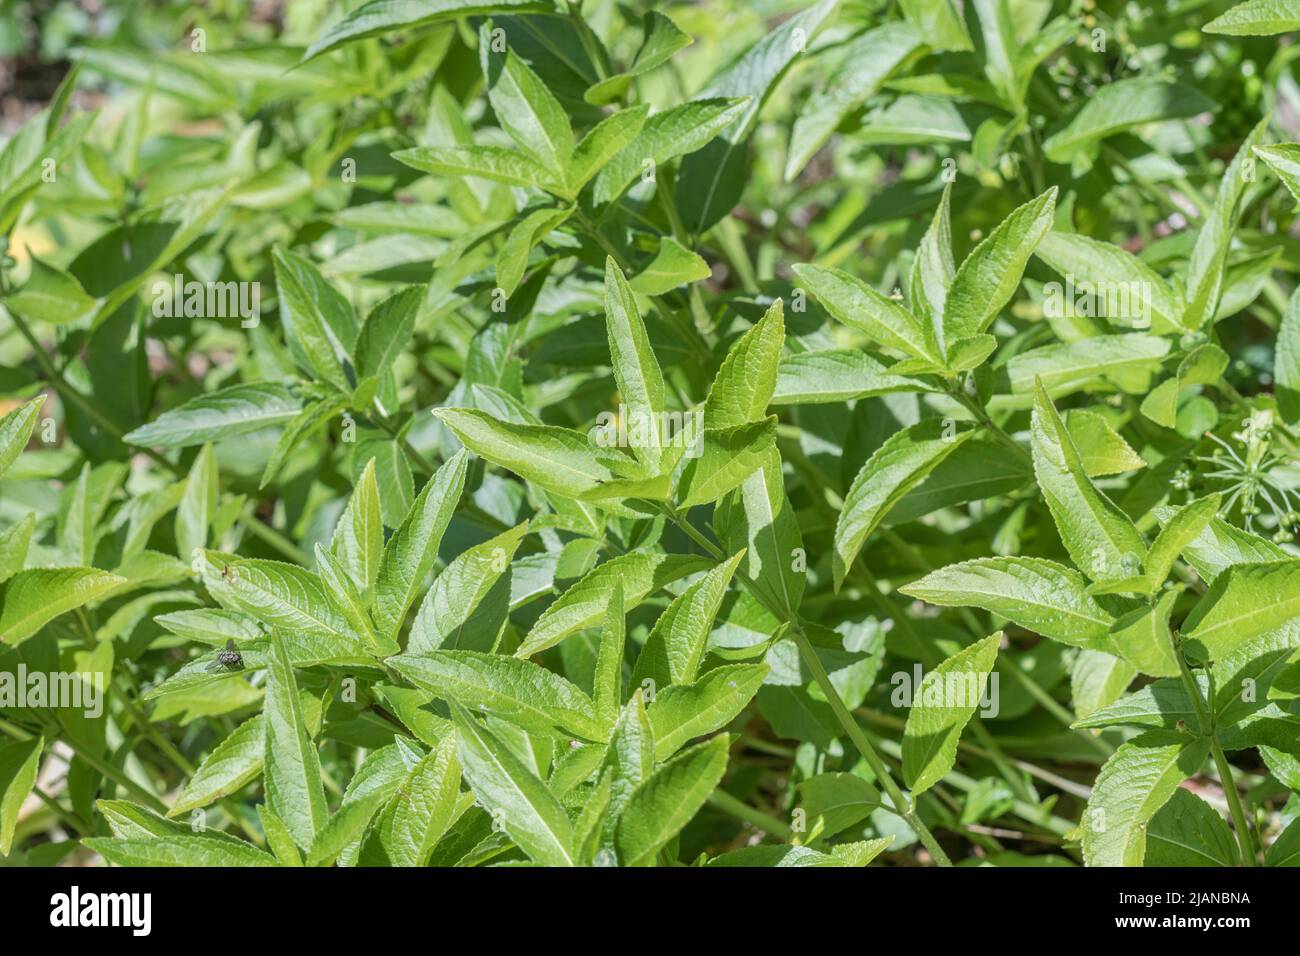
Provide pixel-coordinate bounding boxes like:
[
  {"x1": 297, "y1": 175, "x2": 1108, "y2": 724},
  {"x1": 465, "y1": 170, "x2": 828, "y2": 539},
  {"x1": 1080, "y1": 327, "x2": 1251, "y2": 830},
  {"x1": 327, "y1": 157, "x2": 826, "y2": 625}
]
[
  {"x1": 592, "y1": 97, "x2": 751, "y2": 207},
  {"x1": 629, "y1": 238, "x2": 711, "y2": 295},
  {"x1": 1175, "y1": 512, "x2": 1289, "y2": 585},
  {"x1": 1146, "y1": 789, "x2": 1238, "y2": 866},
  {"x1": 0, "y1": 736, "x2": 43, "y2": 855},
  {"x1": 675, "y1": 0, "x2": 838, "y2": 233},
  {"x1": 2, "y1": 256, "x2": 96, "y2": 326},
  {"x1": 715, "y1": 448, "x2": 805, "y2": 615},
  {"x1": 377, "y1": 734, "x2": 462, "y2": 867},
  {"x1": 902, "y1": 556, "x2": 1115, "y2": 650},
  {"x1": 260, "y1": 394, "x2": 350, "y2": 490},
  {"x1": 834, "y1": 419, "x2": 974, "y2": 589},
  {"x1": 676, "y1": 417, "x2": 779, "y2": 509},
  {"x1": 169, "y1": 716, "x2": 265, "y2": 817},
  {"x1": 482, "y1": 34, "x2": 573, "y2": 175},
  {"x1": 1030, "y1": 383, "x2": 1147, "y2": 583},
  {"x1": 584, "y1": 12, "x2": 692, "y2": 105},
  {"x1": 85, "y1": 835, "x2": 279, "y2": 867},
  {"x1": 393, "y1": 145, "x2": 562, "y2": 192},
  {"x1": 389, "y1": 650, "x2": 604, "y2": 741},
  {"x1": 1204, "y1": 0, "x2": 1300, "y2": 35},
  {"x1": 1182, "y1": 560, "x2": 1300, "y2": 662},
  {"x1": 604, "y1": 257, "x2": 668, "y2": 471},
  {"x1": 272, "y1": 246, "x2": 355, "y2": 392},
  {"x1": 647, "y1": 663, "x2": 769, "y2": 761},
  {"x1": 0, "y1": 396, "x2": 44, "y2": 481},
  {"x1": 567, "y1": 106, "x2": 649, "y2": 191},
  {"x1": 1034, "y1": 231, "x2": 1181, "y2": 331},
  {"x1": 898, "y1": 0, "x2": 973, "y2": 52},
  {"x1": 263, "y1": 632, "x2": 328, "y2": 851},
  {"x1": 1064, "y1": 410, "x2": 1147, "y2": 477},
  {"x1": 1043, "y1": 79, "x2": 1217, "y2": 162},
  {"x1": 497, "y1": 207, "x2": 574, "y2": 297},
  {"x1": 356, "y1": 286, "x2": 423, "y2": 381},
  {"x1": 792, "y1": 263, "x2": 935, "y2": 362},
  {"x1": 0, "y1": 568, "x2": 127, "y2": 646},
  {"x1": 943, "y1": 188, "x2": 1057, "y2": 340},
  {"x1": 435, "y1": 407, "x2": 622, "y2": 499},
  {"x1": 911, "y1": 181, "x2": 956, "y2": 333},
  {"x1": 331, "y1": 458, "x2": 384, "y2": 594},
  {"x1": 124, "y1": 383, "x2": 303, "y2": 449},
  {"x1": 303, "y1": 0, "x2": 551, "y2": 61},
  {"x1": 315, "y1": 544, "x2": 385, "y2": 655},
  {"x1": 1142, "y1": 494, "x2": 1221, "y2": 593},
  {"x1": 784, "y1": 23, "x2": 923, "y2": 181},
  {"x1": 408, "y1": 521, "x2": 528, "y2": 654},
  {"x1": 593, "y1": 583, "x2": 626, "y2": 731},
  {"x1": 797, "y1": 771, "x2": 881, "y2": 838},
  {"x1": 772, "y1": 350, "x2": 927, "y2": 404},
  {"x1": 1109, "y1": 589, "x2": 1181, "y2": 678},
  {"x1": 1256, "y1": 143, "x2": 1300, "y2": 204},
  {"x1": 1070, "y1": 650, "x2": 1137, "y2": 721},
  {"x1": 258, "y1": 805, "x2": 304, "y2": 866},
  {"x1": 373, "y1": 450, "x2": 468, "y2": 642},
  {"x1": 1267, "y1": 817, "x2": 1300, "y2": 866},
  {"x1": 307, "y1": 744, "x2": 409, "y2": 866},
  {"x1": 1081, "y1": 732, "x2": 1211, "y2": 867},
  {"x1": 176, "y1": 443, "x2": 217, "y2": 561},
  {"x1": 902, "y1": 633, "x2": 1001, "y2": 795},
  {"x1": 206, "y1": 558, "x2": 364, "y2": 648},
  {"x1": 615, "y1": 735, "x2": 729, "y2": 865},
  {"x1": 601, "y1": 692, "x2": 656, "y2": 842},
  {"x1": 518, "y1": 552, "x2": 712, "y2": 657},
  {"x1": 0, "y1": 515, "x2": 35, "y2": 584},
  {"x1": 1276, "y1": 283, "x2": 1300, "y2": 424},
  {"x1": 632, "y1": 551, "x2": 744, "y2": 690},
  {"x1": 703, "y1": 300, "x2": 785, "y2": 429},
  {"x1": 1009, "y1": 334, "x2": 1170, "y2": 397},
  {"x1": 1183, "y1": 117, "x2": 1269, "y2": 330},
  {"x1": 451, "y1": 702, "x2": 575, "y2": 866}
]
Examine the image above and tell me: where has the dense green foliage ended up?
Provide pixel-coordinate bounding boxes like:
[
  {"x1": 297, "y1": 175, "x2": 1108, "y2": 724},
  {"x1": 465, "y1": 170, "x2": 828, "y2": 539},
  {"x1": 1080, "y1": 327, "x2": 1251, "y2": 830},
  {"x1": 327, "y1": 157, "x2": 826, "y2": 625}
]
[{"x1": 2, "y1": 0, "x2": 1300, "y2": 869}]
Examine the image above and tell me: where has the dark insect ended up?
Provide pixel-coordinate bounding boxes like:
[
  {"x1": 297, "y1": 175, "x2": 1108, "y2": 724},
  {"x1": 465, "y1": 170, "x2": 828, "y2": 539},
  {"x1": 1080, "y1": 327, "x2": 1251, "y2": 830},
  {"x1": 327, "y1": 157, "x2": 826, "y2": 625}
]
[{"x1": 207, "y1": 639, "x2": 244, "y2": 672}]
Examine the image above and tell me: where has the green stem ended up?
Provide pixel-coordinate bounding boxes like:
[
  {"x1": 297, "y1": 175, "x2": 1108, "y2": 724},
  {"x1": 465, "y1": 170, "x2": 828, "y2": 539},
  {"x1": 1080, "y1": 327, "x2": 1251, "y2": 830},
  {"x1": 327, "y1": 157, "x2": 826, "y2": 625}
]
[
  {"x1": 1171, "y1": 632, "x2": 1257, "y2": 866},
  {"x1": 240, "y1": 505, "x2": 312, "y2": 565},
  {"x1": 998, "y1": 661, "x2": 1114, "y2": 757},
  {"x1": 859, "y1": 707, "x2": 1092, "y2": 800},
  {"x1": 788, "y1": 626, "x2": 952, "y2": 866},
  {"x1": 951, "y1": 387, "x2": 1031, "y2": 466},
  {"x1": 61, "y1": 736, "x2": 168, "y2": 814},
  {"x1": 1210, "y1": 738, "x2": 1257, "y2": 867},
  {"x1": 656, "y1": 502, "x2": 952, "y2": 864},
  {"x1": 707, "y1": 789, "x2": 794, "y2": 841},
  {"x1": 8, "y1": 308, "x2": 173, "y2": 471},
  {"x1": 854, "y1": 564, "x2": 1038, "y2": 804},
  {"x1": 871, "y1": 736, "x2": 1076, "y2": 839}
]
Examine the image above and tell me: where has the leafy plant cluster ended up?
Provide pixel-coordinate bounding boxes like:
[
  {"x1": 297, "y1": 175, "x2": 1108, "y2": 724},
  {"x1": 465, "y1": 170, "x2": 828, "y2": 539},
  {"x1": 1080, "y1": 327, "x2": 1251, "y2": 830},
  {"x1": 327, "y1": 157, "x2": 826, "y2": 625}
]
[{"x1": 2, "y1": 0, "x2": 1300, "y2": 869}]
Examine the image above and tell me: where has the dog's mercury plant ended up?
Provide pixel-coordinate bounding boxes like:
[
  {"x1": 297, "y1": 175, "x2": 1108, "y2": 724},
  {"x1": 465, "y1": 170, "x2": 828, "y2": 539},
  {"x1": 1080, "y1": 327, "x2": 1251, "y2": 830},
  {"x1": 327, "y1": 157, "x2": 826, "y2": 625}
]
[{"x1": 1, "y1": 0, "x2": 1299, "y2": 870}]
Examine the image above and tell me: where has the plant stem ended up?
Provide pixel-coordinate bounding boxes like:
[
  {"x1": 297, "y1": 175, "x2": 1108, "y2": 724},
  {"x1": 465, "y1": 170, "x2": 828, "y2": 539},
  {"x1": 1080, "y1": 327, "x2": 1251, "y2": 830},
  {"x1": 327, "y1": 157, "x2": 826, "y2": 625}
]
[
  {"x1": 7, "y1": 307, "x2": 173, "y2": 470},
  {"x1": 1210, "y1": 738, "x2": 1257, "y2": 867},
  {"x1": 854, "y1": 563, "x2": 1038, "y2": 805},
  {"x1": 707, "y1": 789, "x2": 794, "y2": 840},
  {"x1": 859, "y1": 707, "x2": 1093, "y2": 800},
  {"x1": 240, "y1": 504, "x2": 312, "y2": 565},
  {"x1": 951, "y1": 387, "x2": 1031, "y2": 466},
  {"x1": 1171, "y1": 632, "x2": 1257, "y2": 866},
  {"x1": 655, "y1": 502, "x2": 953, "y2": 864},
  {"x1": 788, "y1": 626, "x2": 953, "y2": 866},
  {"x1": 61, "y1": 735, "x2": 169, "y2": 814}
]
